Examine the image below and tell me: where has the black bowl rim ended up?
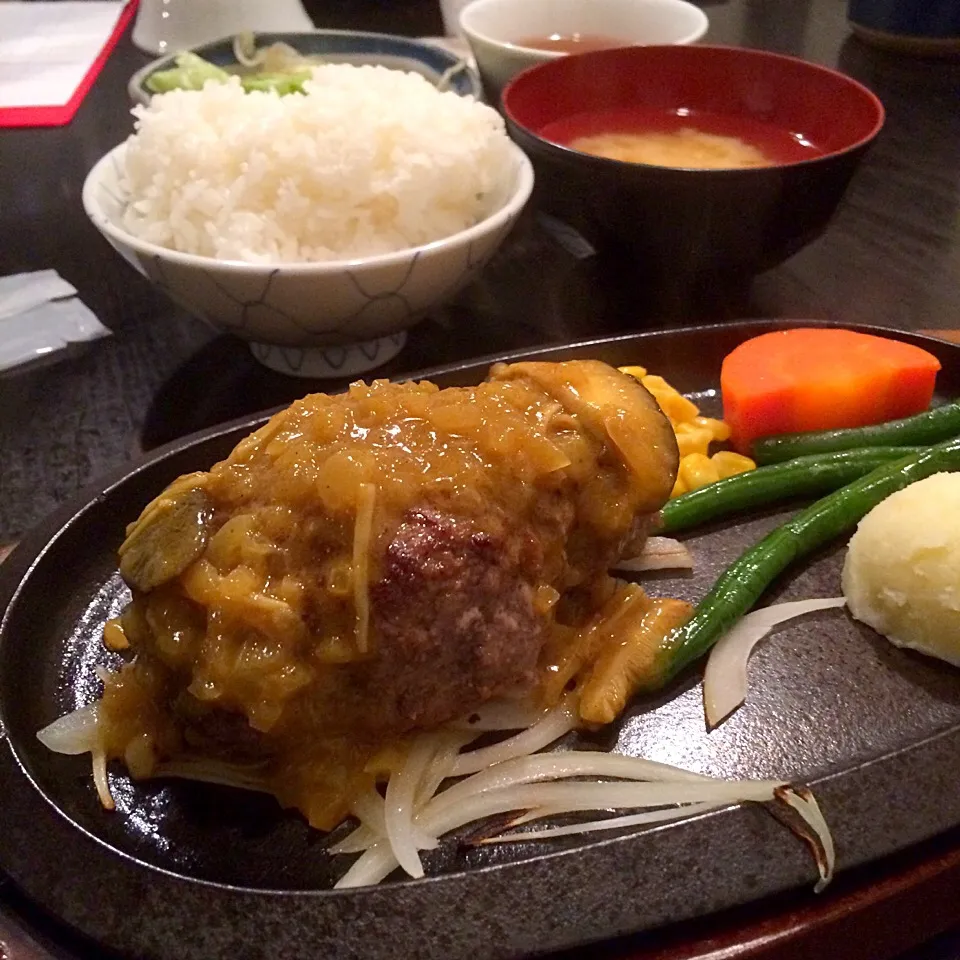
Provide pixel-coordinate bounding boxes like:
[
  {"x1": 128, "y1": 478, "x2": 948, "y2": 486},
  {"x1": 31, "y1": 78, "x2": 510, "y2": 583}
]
[{"x1": 501, "y1": 43, "x2": 886, "y2": 175}]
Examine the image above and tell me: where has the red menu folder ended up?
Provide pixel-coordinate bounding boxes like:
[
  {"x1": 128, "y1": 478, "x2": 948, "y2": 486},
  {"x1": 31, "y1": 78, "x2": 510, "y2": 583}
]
[{"x1": 0, "y1": 0, "x2": 138, "y2": 129}]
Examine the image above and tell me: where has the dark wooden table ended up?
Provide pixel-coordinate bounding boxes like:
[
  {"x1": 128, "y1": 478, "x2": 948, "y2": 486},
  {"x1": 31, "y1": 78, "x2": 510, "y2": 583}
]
[{"x1": 2, "y1": 1, "x2": 960, "y2": 958}]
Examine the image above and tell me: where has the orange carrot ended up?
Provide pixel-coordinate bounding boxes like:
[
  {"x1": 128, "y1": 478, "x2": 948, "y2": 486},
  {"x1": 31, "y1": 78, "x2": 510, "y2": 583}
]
[{"x1": 721, "y1": 328, "x2": 941, "y2": 454}]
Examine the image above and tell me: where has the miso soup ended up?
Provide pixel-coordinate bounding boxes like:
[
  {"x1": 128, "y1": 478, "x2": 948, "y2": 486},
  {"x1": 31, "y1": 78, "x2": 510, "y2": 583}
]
[{"x1": 540, "y1": 106, "x2": 824, "y2": 169}]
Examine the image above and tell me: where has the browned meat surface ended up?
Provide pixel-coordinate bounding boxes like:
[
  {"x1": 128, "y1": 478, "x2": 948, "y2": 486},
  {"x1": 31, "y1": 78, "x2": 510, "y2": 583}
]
[{"x1": 362, "y1": 507, "x2": 546, "y2": 732}]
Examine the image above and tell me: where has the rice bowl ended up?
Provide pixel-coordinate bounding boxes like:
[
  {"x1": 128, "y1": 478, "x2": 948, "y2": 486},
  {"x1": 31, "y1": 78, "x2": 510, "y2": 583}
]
[{"x1": 82, "y1": 63, "x2": 533, "y2": 377}]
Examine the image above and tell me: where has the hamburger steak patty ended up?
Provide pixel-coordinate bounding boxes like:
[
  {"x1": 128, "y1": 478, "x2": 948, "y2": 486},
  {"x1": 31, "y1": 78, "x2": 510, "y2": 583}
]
[
  {"x1": 366, "y1": 507, "x2": 547, "y2": 733},
  {"x1": 95, "y1": 361, "x2": 681, "y2": 826}
]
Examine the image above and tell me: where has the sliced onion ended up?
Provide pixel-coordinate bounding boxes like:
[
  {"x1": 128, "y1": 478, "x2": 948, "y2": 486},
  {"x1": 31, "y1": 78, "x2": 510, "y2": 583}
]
[
  {"x1": 776, "y1": 786, "x2": 835, "y2": 893},
  {"x1": 330, "y1": 788, "x2": 387, "y2": 855},
  {"x1": 612, "y1": 537, "x2": 694, "y2": 573},
  {"x1": 384, "y1": 734, "x2": 446, "y2": 878},
  {"x1": 350, "y1": 785, "x2": 387, "y2": 831},
  {"x1": 414, "y1": 730, "x2": 477, "y2": 808},
  {"x1": 92, "y1": 750, "x2": 115, "y2": 810},
  {"x1": 332, "y1": 748, "x2": 719, "y2": 859},
  {"x1": 483, "y1": 801, "x2": 722, "y2": 843},
  {"x1": 37, "y1": 661, "x2": 834, "y2": 893},
  {"x1": 329, "y1": 824, "x2": 377, "y2": 856},
  {"x1": 335, "y1": 773, "x2": 787, "y2": 888},
  {"x1": 448, "y1": 699, "x2": 551, "y2": 732},
  {"x1": 337, "y1": 749, "x2": 785, "y2": 887},
  {"x1": 437, "y1": 749, "x2": 717, "y2": 819},
  {"x1": 330, "y1": 820, "x2": 380, "y2": 855},
  {"x1": 332, "y1": 788, "x2": 388, "y2": 855},
  {"x1": 703, "y1": 598, "x2": 846, "y2": 729},
  {"x1": 449, "y1": 697, "x2": 577, "y2": 777},
  {"x1": 433, "y1": 779, "x2": 785, "y2": 821},
  {"x1": 422, "y1": 752, "x2": 760, "y2": 851},
  {"x1": 334, "y1": 789, "x2": 437, "y2": 856},
  {"x1": 335, "y1": 840, "x2": 395, "y2": 888},
  {"x1": 36, "y1": 702, "x2": 101, "y2": 755}
]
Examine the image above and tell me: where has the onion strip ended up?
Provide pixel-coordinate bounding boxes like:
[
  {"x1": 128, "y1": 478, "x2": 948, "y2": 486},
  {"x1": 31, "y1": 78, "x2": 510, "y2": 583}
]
[
  {"x1": 384, "y1": 734, "x2": 445, "y2": 877},
  {"x1": 481, "y1": 801, "x2": 722, "y2": 843},
  {"x1": 336, "y1": 751, "x2": 785, "y2": 886},
  {"x1": 36, "y1": 703, "x2": 101, "y2": 755},
  {"x1": 333, "y1": 748, "x2": 721, "y2": 859},
  {"x1": 331, "y1": 788, "x2": 390, "y2": 855},
  {"x1": 449, "y1": 697, "x2": 577, "y2": 777},
  {"x1": 415, "y1": 730, "x2": 477, "y2": 808},
  {"x1": 336, "y1": 787, "x2": 438, "y2": 856},
  {"x1": 703, "y1": 598, "x2": 846, "y2": 728},
  {"x1": 350, "y1": 785, "x2": 387, "y2": 832},
  {"x1": 36, "y1": 648, "x2": 835, "y2": 894},
  {"x1": 439, "y1": 750, "x2": 719, "y2": 814},
  {"x1": 91, "y1": 749, "x2": 115, "y2": 810},
  {"x1": 329, "y1": 824, "x2": 378, "y2": 856},
  {"x1": 352, "y1": 483, "x2": 377, "y2": 655},
  {"x1": 775, "y1": 786, "x2": 835, "y2": 893},
  {"x1": 430, "y1": 779, "x2": 786, "y2": 817},
  {"x1": 336, "y1": 840, "x2": 395, "y2": 889},
  {"x1": 448, "y1": 699, "x2": 551, "y2": 732},
  {"x1": 335, "y1": 773, "x2": 787, "y2": 888}
]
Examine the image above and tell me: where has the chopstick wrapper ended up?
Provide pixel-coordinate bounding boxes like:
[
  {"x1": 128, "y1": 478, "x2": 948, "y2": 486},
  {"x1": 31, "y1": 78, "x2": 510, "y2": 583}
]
[{"x1": 0, "y1": 270, "x2": 111, "y2": 376}]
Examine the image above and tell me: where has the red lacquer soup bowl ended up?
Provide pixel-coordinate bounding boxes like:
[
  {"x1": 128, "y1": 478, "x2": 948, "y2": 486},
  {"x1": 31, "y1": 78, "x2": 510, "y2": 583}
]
[{"x1": 502, "y1": 45, "x2": 884, "y2": 320}]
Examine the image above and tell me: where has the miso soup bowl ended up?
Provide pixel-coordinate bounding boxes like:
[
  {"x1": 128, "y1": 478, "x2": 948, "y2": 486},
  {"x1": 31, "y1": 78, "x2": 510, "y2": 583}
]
[{"x1": 503, "y1": 45, "x2": 885, "y2": 320}]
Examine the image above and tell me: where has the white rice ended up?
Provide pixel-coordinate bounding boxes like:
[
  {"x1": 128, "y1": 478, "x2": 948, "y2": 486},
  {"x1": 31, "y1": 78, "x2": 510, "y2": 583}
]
[{"x1": 120, "y1": 65, "x2": 514, "y2": 264}]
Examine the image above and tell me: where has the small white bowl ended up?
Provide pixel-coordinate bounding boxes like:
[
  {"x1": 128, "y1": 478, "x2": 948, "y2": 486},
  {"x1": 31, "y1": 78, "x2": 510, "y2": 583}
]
[
  {"x1": 460, "y1": 0, "x2": 708, "y2": 101},
  {"x1": 82, "y1": 142, "x2": 533, "y2": 378}
]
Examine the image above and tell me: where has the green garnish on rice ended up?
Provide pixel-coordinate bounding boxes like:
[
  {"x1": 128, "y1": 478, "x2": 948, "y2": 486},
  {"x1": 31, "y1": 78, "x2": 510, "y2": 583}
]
[{"x1": 145, "y1": 52, "x2": 310, "y2": 96}]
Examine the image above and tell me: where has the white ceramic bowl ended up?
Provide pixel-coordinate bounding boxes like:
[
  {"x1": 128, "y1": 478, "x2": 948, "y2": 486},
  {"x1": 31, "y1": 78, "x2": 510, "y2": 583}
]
[
  {"x1": 82, "y1": 142, "x2": 533, "y2": 378},
  {"x1": 460, "y1": 0, "x2": 708, "y2": 101}
]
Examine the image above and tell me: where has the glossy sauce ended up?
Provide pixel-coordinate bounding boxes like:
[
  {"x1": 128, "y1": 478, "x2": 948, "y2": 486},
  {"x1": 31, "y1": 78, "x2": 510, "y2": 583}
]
[
  {"x1": 541, "y1": 105, "x2": 825, "y2": 168},
  {"x1": 514, "y1": 32, "x2": 624, "y2": 53}
]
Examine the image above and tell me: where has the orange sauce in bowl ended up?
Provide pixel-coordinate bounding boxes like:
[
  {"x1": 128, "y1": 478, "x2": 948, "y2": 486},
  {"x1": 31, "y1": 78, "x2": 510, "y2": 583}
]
[{"x1": 514, "y1": 33, "x2": 624, "y2": 53}]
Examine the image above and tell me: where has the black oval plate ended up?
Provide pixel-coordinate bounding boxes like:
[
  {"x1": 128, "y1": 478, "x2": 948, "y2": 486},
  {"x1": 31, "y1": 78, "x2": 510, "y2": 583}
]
[{"x1": 3, "y1": 320, "x2": 960, "y2": 960}]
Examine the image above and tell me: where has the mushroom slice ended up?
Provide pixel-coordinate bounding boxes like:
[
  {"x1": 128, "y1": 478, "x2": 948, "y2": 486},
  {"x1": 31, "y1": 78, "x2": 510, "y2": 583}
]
[
  {"x1": 490, "y1": 360, "x2": 680, "y2": 512},
  {"x1": 118, "y1": 472, "x2": 214, "y2": 591}
]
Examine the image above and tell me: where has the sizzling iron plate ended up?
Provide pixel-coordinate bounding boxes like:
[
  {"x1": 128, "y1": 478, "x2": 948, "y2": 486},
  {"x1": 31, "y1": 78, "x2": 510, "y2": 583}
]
[{"x1": 2, "y1": 320, "x2": 960, "y2": 960}]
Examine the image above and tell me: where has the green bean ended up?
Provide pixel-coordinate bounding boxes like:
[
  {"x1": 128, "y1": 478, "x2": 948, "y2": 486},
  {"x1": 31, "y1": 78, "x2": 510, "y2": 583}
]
[
  {"x1": 752, "y1": 401, "x2": 960, "y2": 465},
  {"x1": 653, "y1": 435, "x2": 960, "y2": 687},
  {"x1": 660, "y1": 447, "x2": 924, "y2": 534}
]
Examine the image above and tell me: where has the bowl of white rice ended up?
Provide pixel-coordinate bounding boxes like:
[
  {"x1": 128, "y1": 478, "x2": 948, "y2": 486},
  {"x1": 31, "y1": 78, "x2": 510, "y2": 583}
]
[{"x1": 83, "y1": 63, "x2": 533, "y2": 377}]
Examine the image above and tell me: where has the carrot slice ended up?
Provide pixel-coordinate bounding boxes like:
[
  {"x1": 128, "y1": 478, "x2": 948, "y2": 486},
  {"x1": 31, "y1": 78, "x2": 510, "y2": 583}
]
[{"x1": 721, "y1": 329, "x2": 941, "y2": 454}]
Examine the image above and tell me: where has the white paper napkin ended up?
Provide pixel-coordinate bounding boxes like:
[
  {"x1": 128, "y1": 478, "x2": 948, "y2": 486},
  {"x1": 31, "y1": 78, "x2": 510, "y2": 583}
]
[
  {"x1": 0, "y1": 270, "x2": 111, "y2": 376},
  {"x1": 0, "y1": 2, "x2": 126, "y2": 111}
]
